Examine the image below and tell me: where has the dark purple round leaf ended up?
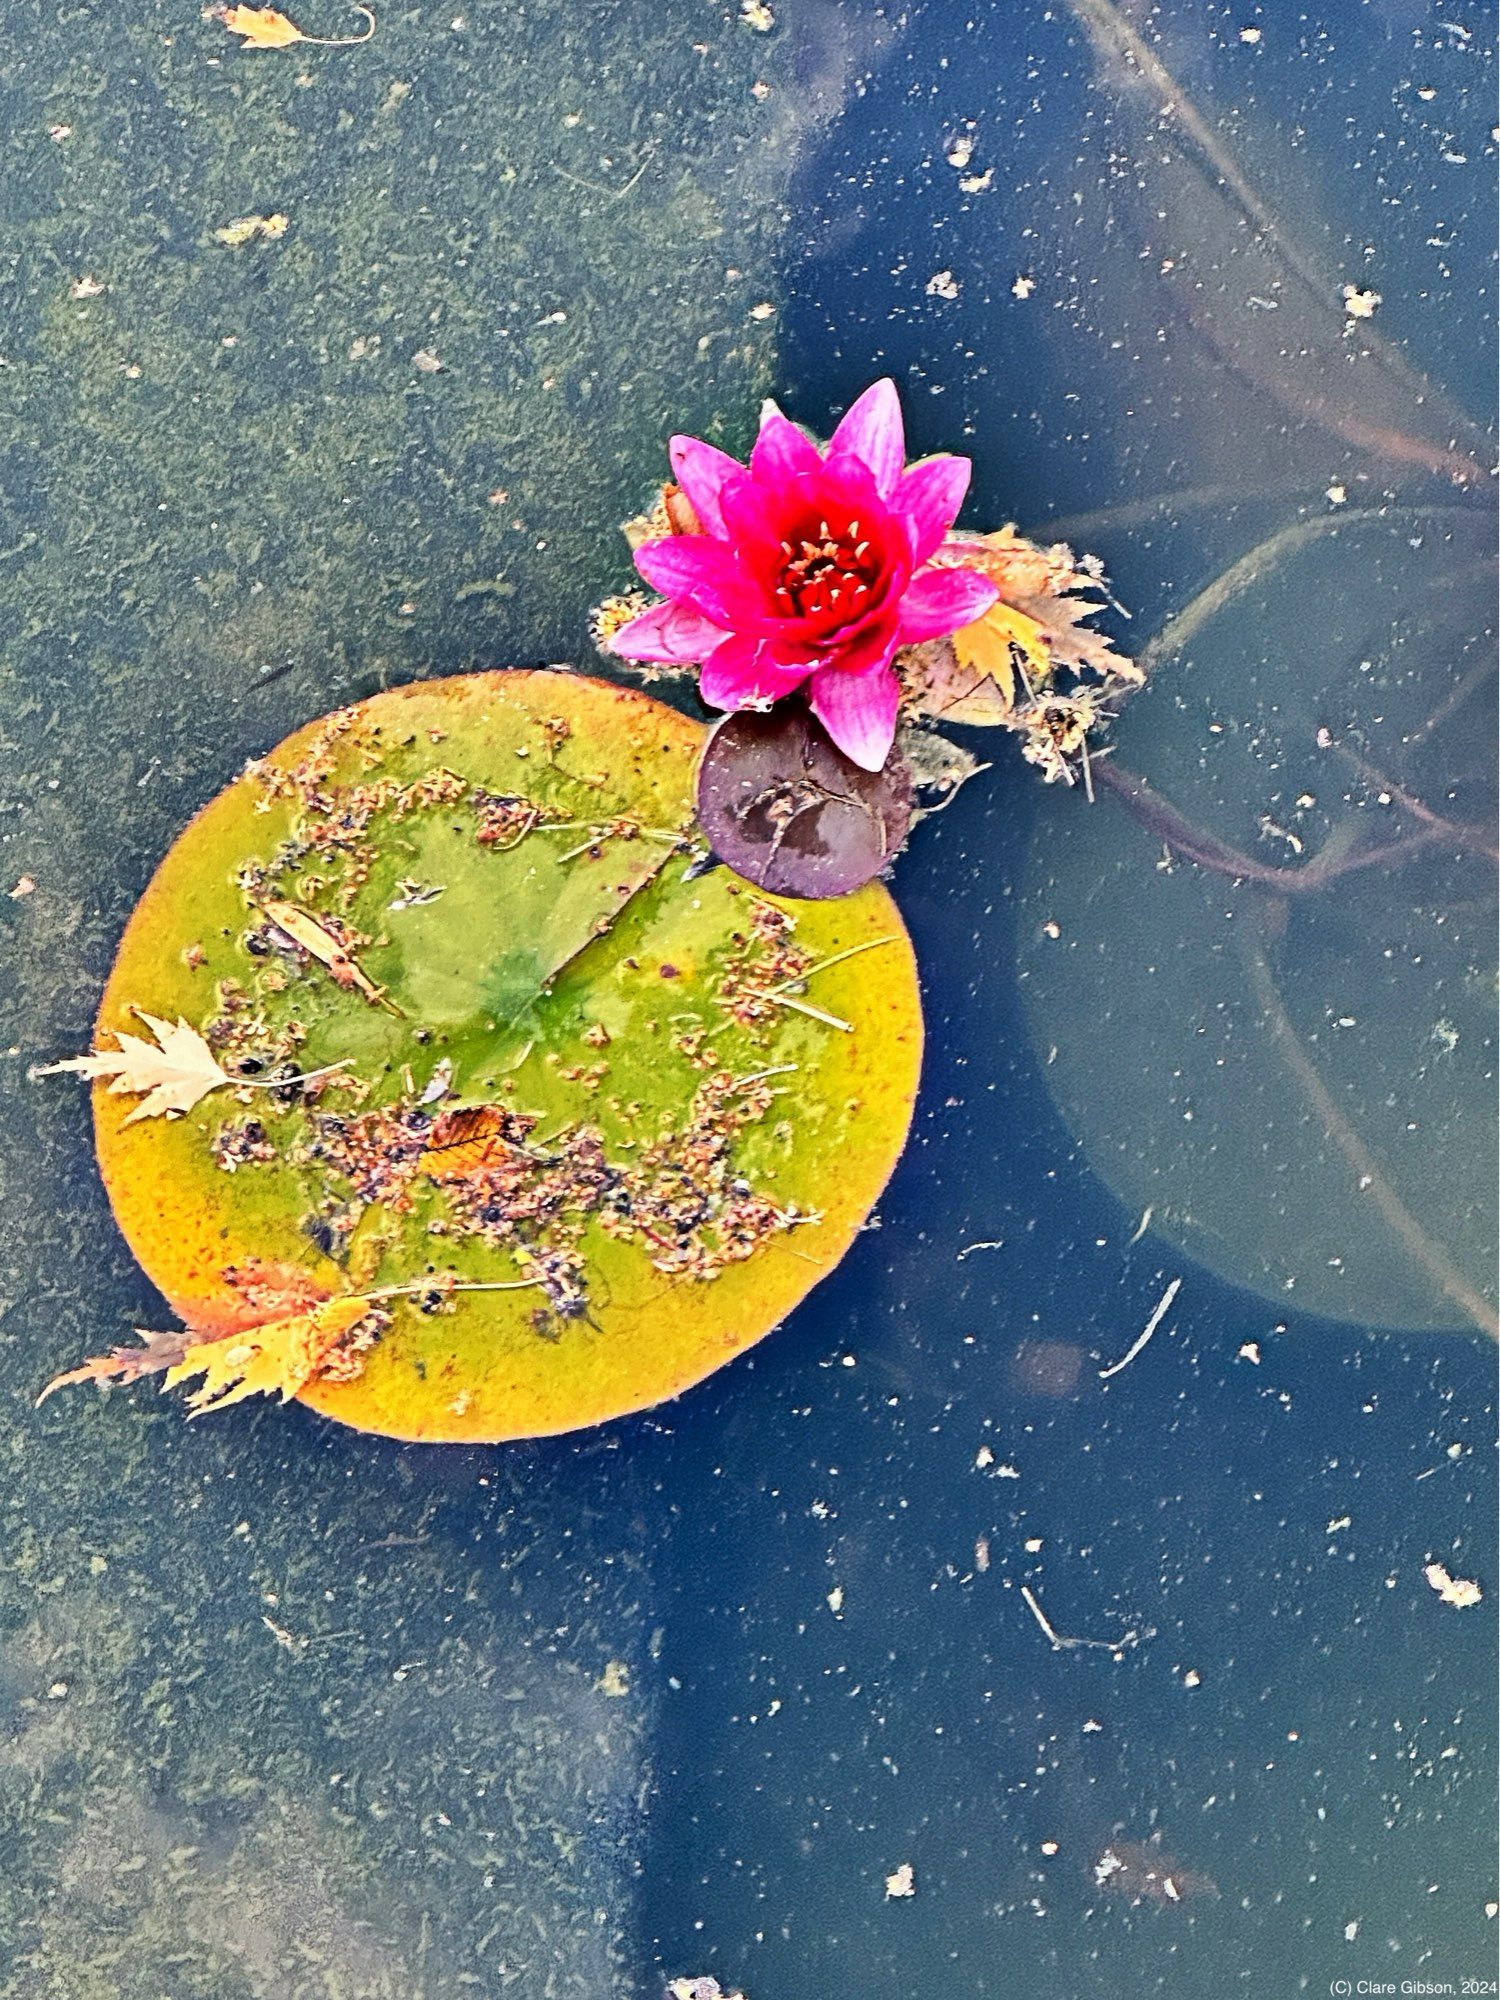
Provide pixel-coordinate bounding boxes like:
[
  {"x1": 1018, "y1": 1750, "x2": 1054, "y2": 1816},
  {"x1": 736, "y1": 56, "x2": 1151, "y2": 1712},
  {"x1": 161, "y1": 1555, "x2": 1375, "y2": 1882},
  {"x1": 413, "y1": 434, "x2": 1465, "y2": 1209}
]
[{"x1": 695, "y1": 707, "x2": 913, "y2": 899}]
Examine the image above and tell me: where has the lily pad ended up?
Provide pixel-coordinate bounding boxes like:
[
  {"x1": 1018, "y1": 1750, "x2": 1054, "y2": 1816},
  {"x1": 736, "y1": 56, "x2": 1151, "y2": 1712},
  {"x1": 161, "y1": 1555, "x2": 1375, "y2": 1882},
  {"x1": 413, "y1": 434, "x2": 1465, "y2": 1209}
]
[
  {"x1": 1016, "y1": 512, "x2": 1497, "y2": 1335},
  {"x1": 696, "y1": 707, "x2": 913, "y2": 898},
  {"x1": 88, "y1": 671, "x2": 923, "y2": 1439}
]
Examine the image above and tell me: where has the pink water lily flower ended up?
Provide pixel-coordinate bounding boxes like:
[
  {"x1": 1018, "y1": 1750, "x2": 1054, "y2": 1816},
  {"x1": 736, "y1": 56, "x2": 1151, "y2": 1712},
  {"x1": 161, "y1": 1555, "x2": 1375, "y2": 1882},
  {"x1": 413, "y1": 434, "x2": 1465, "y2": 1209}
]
[{"x1": 612, "y1": 379, "x2": 999, "y2": 771}]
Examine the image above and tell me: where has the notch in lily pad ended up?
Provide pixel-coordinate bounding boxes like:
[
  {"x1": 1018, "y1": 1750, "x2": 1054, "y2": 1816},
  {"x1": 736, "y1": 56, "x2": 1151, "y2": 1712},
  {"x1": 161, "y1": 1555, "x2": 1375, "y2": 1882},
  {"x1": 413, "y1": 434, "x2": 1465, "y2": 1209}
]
[{"x1": 696, "y1": 707, "x2": 914, "y2": 899}]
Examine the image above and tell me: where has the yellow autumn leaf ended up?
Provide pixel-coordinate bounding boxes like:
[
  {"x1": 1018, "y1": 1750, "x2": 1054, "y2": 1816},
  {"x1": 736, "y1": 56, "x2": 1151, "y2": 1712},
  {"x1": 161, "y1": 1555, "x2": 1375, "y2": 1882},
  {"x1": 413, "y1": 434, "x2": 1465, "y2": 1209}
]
[
  {"x1": 214, "y1": 213, "x2": 290, "y2": 247},
  {"x1": 164, "y1": 1295, "x2": 378, "y2": 1415},
  {"x1": 217, "y1": 5, "x2": 305, "y2": 46},
  {"x1": 951, "y1": 597, "x2": 1053, "y2": 715},
  {"x1": 213, "y1": 2, "x2": 375, "y2": 48}
]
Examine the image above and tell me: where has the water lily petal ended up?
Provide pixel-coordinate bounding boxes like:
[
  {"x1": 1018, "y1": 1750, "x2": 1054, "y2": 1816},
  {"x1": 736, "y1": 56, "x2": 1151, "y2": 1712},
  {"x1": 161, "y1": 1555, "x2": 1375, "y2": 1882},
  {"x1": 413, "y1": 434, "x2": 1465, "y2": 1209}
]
[
  {"x1": 897, "y1": 564, "x2": 1000, "y2": 643},
  {"x1": 820, "y1": 609, "x2": 902, "y2": 679},
  {"x1": 667, "y1": 435, "x2": 741, "y2": 537},
  {"x1": 750, "y1": 405, "x2": 824, "y2": 485},
  {"x1": 699, "y1": 631, "x2": 812, "y2": 711},
  {"x1": 895, "y1": 454, "x2": 972, "y2": 565},
  {"x1": 807, "y1": 662, "x2": 901, "y2": 772},
  {"x1": 826, "y1": 378, "x2": 905, "y2": 498},
  {"x1": 611, "y1": 598, "x2": 726, "y2": 665},
  {"x1": 634, "y1": 535, "x2": 755, "y2": 624}
]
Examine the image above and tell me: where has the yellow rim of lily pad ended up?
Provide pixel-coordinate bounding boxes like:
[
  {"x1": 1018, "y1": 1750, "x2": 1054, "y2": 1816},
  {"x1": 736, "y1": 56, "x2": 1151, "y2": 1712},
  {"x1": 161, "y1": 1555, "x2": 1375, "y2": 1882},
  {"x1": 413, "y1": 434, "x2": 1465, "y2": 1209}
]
[{"x1": 92, "y1": 671, "x2": 923, "y2": 1442}]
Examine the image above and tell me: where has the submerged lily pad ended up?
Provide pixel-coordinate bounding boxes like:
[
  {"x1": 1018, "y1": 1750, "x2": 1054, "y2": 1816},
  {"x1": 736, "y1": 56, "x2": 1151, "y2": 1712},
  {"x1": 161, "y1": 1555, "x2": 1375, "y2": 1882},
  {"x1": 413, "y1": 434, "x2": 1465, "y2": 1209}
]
[
  {"x1": 89, "y1": 671, "x2": 923, "y2": 1440},
  {"x1": 1017, "y1": 512, "x2": 1497, "y2": 1334},
  {"x1": 696, "y1": 707, "x2": 913, "y2": 897}
]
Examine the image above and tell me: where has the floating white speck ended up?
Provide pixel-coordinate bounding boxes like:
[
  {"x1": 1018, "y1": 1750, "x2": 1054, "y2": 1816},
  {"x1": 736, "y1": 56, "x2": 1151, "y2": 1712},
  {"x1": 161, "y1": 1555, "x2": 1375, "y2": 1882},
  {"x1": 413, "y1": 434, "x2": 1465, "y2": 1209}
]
[{"x1": 1424, "y1": 1561, "x2": 1482, "y2": 1608}]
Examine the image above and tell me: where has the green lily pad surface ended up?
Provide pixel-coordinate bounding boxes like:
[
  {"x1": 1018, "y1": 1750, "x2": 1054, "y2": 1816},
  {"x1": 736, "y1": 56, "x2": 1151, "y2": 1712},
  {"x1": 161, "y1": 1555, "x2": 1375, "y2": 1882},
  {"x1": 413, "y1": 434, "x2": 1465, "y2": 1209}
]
[{"x1": 93, "y1": 671, "x2": 922, "y2": 1440}]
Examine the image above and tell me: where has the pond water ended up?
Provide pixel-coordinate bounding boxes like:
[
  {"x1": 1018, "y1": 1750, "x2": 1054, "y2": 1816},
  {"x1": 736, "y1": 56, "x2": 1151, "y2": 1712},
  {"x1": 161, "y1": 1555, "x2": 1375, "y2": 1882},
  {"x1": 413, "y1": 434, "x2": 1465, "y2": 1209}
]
[{"x1": 0, "y1": 1, "x2": 1495, "y2": 1996}]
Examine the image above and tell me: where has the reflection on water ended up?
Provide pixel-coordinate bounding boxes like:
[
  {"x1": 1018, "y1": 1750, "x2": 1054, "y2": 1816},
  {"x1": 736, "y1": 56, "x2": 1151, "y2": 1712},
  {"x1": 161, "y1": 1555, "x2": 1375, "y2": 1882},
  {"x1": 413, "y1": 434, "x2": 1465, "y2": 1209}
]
[{"x1": 0, "y1": 0, "x2": 1493, "y2": 1994}]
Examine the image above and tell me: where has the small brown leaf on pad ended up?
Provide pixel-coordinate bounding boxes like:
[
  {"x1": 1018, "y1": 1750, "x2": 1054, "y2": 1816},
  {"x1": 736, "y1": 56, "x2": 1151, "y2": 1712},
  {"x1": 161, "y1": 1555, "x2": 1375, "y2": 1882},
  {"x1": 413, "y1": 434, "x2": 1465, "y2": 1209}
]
[{"x1": 418, "y1": 1105, "x2": 515, "y2": 1181}]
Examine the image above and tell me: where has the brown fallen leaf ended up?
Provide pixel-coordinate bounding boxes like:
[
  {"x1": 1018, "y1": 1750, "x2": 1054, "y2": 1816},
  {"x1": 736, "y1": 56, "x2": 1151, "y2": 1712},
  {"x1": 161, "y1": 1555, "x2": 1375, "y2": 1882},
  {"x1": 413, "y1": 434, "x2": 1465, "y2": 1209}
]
[
  {"x1": 259, "y1": 898, "x2": 398, "y2": 1012},
  {"x1": 211, "y1": 2, "x2": 375, "y2": 49},
  {"x1": 36, "y1": 1327, "x2": 196, "y2": 1403},
  {"x1": 36, "y1": 1008, "x2": 350, "y2": 1123},
  {"x1": 418, "y1": 1104, "x2": 517, "y2": 1181}
]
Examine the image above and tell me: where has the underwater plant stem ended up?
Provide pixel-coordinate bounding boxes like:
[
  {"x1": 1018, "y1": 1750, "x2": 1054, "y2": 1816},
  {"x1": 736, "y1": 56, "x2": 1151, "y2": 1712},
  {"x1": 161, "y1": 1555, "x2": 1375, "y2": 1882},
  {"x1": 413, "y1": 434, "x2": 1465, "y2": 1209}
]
[
  {"x1": 1042, "y1": 481, "x2": 1318, "y2": 544},
  {"x1": 1325, "y1": 737, "x2": 1500, "y2": 865},
  {"x1": 1064, "y1": 0, "x2": 1487, "y2": 485},
  {"x1": 1139, "y1": 507, "x2": 1482, "y2": 673},
  {"x1": 1240, "y1": 938, "x2": 1498, "y2": 1340},
  {"x1": 1095, "y1": 760, "x2": 1447, "y2": 893}
]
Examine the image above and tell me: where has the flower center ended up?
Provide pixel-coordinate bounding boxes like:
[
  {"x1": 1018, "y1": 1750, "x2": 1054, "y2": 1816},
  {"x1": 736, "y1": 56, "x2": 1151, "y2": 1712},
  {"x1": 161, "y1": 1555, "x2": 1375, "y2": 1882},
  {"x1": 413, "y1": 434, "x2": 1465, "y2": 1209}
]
[{"x1": 773, "y1": 518, "x2": 879, "y2": 623}]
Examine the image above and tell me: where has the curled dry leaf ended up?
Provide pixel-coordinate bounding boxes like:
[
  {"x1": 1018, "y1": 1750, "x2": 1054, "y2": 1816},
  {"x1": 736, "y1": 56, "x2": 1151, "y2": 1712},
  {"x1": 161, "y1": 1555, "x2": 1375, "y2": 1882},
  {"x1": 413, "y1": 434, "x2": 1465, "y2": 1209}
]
[
  {"x1": 36, "y1": 1008, "x2": 349, "y2": 1123},
  {"x1": 213, "y1": 4, "x2": 306, "y2": 45},
  {"x1": 214, "y1": 213, "x2": 290, "y2": 247},
  {"x1": 37, "y1": 1011, "x2": 236, "y2": 1125},
  {"x1": 259, "y1": 897, "x2": 395, "y2": 1010}
]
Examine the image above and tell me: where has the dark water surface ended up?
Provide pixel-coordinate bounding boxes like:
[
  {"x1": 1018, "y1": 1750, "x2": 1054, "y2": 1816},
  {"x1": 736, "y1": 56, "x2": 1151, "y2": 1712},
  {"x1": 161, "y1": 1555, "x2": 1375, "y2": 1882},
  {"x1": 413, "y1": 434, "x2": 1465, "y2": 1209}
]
[{"x1": 1, "y1": 1, "x2": 1494, "y2": 1996}]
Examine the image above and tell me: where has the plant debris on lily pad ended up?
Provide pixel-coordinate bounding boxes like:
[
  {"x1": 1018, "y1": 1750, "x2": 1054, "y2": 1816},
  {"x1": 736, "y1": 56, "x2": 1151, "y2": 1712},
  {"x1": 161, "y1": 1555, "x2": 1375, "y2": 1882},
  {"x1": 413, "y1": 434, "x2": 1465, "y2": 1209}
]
[
  {"x1": 696, "y1": 707, "x2": 914, "y2": 898},
  {"x1": 40, "y1": 672, "x2": 922, "y2": 1441}
]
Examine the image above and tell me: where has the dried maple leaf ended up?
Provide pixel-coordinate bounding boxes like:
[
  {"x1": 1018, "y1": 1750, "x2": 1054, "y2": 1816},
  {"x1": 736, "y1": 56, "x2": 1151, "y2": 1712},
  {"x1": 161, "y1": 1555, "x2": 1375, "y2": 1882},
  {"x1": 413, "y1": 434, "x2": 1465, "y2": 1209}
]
[
  {"x1": 38, "y1": 1296, "x2": 379, "y2": 1416},
  {"x1": 903, "y1": 528, "x2": 1139, "y2": 728},
  {"x1": 165, "y1": 1295, "x2": 379, "y2": 1413},
  {"x1": 212, "y1": 2, "x2": 375, "y2": 48},
  {"x1": 37, "y1": 1011, "x2": 235, "y2": 1124},
  {"x1": 36, "y1": 1328, "x2": 194, "y2": 1404},
  {"x1": 37, "y1": 1008, "x2": 350, "y2": 1122},
  {"x1": 1009, "y1": 587, "x2": 1142, "y2": 686}
]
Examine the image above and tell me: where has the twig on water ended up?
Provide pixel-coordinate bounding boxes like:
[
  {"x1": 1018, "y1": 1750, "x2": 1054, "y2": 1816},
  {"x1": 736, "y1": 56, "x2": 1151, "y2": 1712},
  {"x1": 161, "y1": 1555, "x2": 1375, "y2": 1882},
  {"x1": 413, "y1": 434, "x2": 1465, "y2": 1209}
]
[
  {"x1": 1099, "y1": 1277, "x2": 1181, "y2": 1380},
  {"x1": 1020, "y1": 1583, "x2": 1139, "y2": 1656}
]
